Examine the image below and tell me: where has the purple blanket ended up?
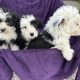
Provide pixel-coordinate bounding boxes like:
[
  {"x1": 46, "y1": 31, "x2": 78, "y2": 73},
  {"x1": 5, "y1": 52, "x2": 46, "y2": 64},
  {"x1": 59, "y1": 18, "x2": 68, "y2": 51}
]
[{"x1": 0, "y1": 0, "x2": 80, "y2": 80}]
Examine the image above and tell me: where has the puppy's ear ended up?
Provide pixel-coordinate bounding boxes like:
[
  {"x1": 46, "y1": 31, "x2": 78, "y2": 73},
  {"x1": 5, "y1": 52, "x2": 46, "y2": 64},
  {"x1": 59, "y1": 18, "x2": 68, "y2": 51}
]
[
  {"x1": 9, "y1": 13, "x2": 21, "y2": 34},
  {"x1": 10, "y1": 13, "x2": 20, "y2": 26},
  {"x1": 12, "y1": 13, "x2": 19, "y2": 22},
  {"x1": 0, "y1": 7, "x2": 8, "y2": 14},
  {"x1": 30, "y1": 18, "x2": 41, "y2": 29},
  {"x1": 53, "y1": 18, "x2": 65, "y2": 27},
  {"x1": 6, "y1": 12, "x2": 20, "y2": 29}
]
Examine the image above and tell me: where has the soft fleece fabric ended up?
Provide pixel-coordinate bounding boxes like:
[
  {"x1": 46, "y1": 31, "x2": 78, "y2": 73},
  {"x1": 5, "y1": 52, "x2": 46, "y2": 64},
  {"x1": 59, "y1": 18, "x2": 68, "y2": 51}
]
[{"x1": 0, "y1": 0, "x2": 80, "y2": 80}]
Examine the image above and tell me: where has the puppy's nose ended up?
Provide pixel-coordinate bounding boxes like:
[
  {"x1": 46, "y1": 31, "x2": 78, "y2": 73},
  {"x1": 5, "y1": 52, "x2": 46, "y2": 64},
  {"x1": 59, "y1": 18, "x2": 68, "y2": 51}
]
[
  {"x1": 30, "y1": 33, "x2": 34, "y2": 36},
  {"x1": 1, "y1": 29, "x2": 6, "y2": 32}
]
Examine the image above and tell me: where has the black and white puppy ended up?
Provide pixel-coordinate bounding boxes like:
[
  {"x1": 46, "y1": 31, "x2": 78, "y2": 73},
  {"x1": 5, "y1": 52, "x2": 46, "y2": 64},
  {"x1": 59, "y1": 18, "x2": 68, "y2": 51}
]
[
  {"x1": 27, "y1": 31, "x2": 54, "y2": 49},
  {"x1": 0, "y1": 8, "x2": 20, "y2": 51},
  {"x1": 17, "y1": 15, "x2": 41, "y2": 49}
]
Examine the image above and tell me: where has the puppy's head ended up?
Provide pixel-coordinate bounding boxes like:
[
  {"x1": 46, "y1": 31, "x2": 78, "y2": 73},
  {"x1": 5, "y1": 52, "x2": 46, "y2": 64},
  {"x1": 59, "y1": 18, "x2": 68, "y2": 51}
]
[
  {"x1": 44, "y1": 5, "x2": 80, "y2": 36},
  {"x1": 52, "y1": 16, "x2": 80, "y2": 36},
  {"x1": 0, "y1": 9, "x2": 19, "y2": 42},
  {"x1": 20, "y1": 15, "x2": 41, "y2": 41}
]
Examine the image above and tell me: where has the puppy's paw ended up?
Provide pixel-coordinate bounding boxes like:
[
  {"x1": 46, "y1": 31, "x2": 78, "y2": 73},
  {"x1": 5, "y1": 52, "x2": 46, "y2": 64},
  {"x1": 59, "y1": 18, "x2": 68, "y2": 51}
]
[
  {"x1": 62, "y1": 49, "x2": 74, "y2": 61},
  {"x1": 10, "y1": 44, "x2": 19, "y2": 51}
]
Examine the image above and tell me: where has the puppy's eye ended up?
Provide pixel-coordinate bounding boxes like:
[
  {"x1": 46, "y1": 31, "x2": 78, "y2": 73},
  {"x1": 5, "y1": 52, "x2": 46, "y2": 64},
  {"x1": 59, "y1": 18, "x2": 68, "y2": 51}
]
[
  {"x1": 23, "y1": 26, "x2": 27, "y2": 29},
  {"x1": 76, "y1": 23, "x2": 79, "y2": 26},
  {"x1": 12, "y1": 27, "x2": 16, "y2": 31},
  {"x1": 20, "y1": 26, "x2": 27, "y2": 29},
  {"x1": 0, "y1": 19, "x2": 2, "y2": 22}
]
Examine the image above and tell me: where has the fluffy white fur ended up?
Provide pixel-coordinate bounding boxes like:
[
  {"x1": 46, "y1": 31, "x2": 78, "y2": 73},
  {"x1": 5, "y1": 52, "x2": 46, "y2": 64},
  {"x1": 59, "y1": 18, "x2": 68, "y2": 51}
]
[
  {"x1": 0, "y1": 8, "x2": 9, "y2": 21},
  {"x1": 20, "y1": 15, "x2": 39, "y2": 42},
  {"x1": 0, "y1": 8, "x2": 20, "y2": 80},
  {"x1": 0, "y1": 22, "x2": 17, "y2": 42},
  {"x1": 0, "y1": 8, "x2": 19, "y2": 50},
  {"x1": 0, "y1": 44, "x2": 8, "y2": 49},
  {"x1": 44, "y1": 5, "x2": 80, "y2": 61}
]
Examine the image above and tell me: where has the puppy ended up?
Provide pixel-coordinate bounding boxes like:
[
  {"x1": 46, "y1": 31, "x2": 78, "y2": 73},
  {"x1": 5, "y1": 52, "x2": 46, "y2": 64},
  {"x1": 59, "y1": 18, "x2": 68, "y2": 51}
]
[
  {"x1": 0, "y1": 8, "x2": 21, "y2": 80},
  {"x1": 11, "y1": 14, "x2": 41, "y2": 80},
  {"x1": 43, "y1": 5, "x2": 80, "y2": 61},
  {"x1": 17, "y1": 15, "x2": 41, "y2": 49},
  {"x1": 28, "y1": 5, "x2": 80, "y2": 61},
  {"x1": 0, "y1": 8, "x2": 20, "y2": 51},
  {"x1": 27, "y1": 31, "x2": 54, "y2": 49}
]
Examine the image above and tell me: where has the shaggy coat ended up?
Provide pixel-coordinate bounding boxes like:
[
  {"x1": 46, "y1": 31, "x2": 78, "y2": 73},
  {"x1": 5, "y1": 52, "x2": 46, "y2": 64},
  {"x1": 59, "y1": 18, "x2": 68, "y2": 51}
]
[
  {"x1": 28, "y1": 5, "x2": 80, "y2": 61},
  {"x1": 44, "y1": 5, "x2": 80, "y2": 61},
  {"x1": 17, "y1": 15, "x2": 41, "y2": 49},
  {"x1": 0, "y1": 8, "x2": 20, "y2": 51}
]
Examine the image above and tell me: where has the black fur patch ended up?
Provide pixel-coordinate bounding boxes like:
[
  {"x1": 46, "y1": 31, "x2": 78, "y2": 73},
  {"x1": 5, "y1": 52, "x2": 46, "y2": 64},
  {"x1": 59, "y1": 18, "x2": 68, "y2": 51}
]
[
  {"x1": 5, "y1": 12, "x2": 21, "y2": 38},
  {"x1": 10, "y1": 39, "x2": 16, "y2": 44},
  {"x1": 5, "y1": 17, "x2": 14, "y2": 27},
  {"x1": 30, "y1": 18, "x2": 41, "y2": 29},
  {"x1": 27, "y1": 33, "x2": 54, "y2": 49},
  {"x1": 5, "y1": 13, "x2": 20, "y2": 27},
  {"x1": 0, "y1": 19, "x2": 2, "y2": 22},
  {"x1": 0, "y1": 40, "x2": 6, "y2": 45},
  {"x1": 42, "y1": 31, "x2": 53, "y2": 41},
  {"x1": 15, "y1": 35, "x2": 27, "y2": 50}
]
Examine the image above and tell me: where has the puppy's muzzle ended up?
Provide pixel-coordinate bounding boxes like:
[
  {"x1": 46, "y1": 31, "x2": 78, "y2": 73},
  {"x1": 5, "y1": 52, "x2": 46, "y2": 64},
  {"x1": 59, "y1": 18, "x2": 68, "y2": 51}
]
[
  {"x1": 1, "y1": 29, "x2": 6, "y2": 32},
  {"x1": 30, "y1": 33, "x2": 34, "y2": 36}
]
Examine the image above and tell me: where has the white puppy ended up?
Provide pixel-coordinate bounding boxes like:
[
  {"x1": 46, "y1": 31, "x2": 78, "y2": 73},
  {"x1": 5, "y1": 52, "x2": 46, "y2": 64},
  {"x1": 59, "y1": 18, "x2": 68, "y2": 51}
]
[{"x1": 44, "y1": 5, "x2": 80, "y2": 61}]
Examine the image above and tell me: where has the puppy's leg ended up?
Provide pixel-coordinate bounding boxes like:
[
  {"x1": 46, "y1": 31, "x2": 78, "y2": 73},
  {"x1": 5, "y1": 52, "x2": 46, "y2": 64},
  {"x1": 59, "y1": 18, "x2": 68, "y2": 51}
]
[
  {"x1": 0, "y1": 44, "x2": 8, "y2": 50},
  {"x1": 62, "y1": 48, "x2": 74, "y2": 61},
  {"x1": 53, "y1": 38, "x2": 74, "y2": 61},
  {"x1": 10, "y1": 44, "x2": 19, "y2": 51},
  {"x1": 11, "y1": 72, "x2": 20, "y2": 80}
]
